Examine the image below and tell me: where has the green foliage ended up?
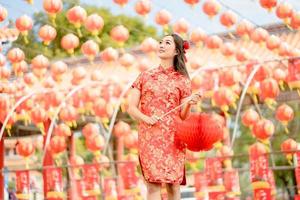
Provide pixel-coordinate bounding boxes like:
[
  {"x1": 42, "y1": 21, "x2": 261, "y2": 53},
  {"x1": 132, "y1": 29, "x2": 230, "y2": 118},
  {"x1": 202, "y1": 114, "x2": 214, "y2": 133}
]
[{"x1": 13, "y1": 4, "x2": 158, "y2": 60}]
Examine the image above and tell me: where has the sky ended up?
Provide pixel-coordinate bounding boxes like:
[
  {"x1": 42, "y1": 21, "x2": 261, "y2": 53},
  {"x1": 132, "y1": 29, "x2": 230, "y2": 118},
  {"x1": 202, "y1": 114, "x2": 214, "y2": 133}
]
[{"x1": 1, "y1": 0, "x2": 300, "y2": 35}]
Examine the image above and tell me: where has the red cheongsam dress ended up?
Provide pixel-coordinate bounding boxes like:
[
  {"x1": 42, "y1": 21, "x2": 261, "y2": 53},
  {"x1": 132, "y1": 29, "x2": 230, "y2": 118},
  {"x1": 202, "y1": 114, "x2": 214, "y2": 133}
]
[{"x1": 131, "y1": 65, "x2": 192, "y2": 185}]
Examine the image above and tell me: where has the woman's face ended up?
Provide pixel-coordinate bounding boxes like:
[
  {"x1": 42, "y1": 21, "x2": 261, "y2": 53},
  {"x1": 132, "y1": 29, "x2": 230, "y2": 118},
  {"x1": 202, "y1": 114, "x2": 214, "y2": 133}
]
[{"x1": 157, "y1": 35, "x2": 177, "y2": 60}]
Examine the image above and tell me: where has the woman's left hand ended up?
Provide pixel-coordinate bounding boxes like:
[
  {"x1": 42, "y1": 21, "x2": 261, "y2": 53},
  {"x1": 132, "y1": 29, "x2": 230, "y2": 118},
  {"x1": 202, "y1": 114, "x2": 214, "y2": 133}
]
[{"x1": 188, "y1": 92, "x2": 202, "y2": 105}]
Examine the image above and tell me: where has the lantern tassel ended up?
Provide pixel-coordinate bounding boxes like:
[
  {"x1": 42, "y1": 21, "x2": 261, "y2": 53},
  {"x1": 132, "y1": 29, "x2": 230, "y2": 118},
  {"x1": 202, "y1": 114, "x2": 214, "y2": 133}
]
[
  {"x1": 279, "y1": 81, "x2": 285, "y2": 91},
  {"x1": 286, "y1": 154, "x2": 293, "y2": 165}
]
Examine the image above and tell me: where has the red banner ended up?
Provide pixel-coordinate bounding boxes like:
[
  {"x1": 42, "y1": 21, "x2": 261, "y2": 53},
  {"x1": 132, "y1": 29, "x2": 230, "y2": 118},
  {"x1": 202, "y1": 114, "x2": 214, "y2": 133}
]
[
  {"x1": 208, "y1": 190, "x2": 226, "y2": 200},
  {"x1": 254, "y1": 188, "x2": 271, "y2": 200},
  {"x1": 82, "y1": 164, "x2": 101, "y2": 197},
  {"x1": 104, "y1": 177, "x2": 118, "y2": 199},
  {"x1": 267, "y1": 169, "x2": 276, "y2": 196},
  {"x1": 194, "y1": 172, "x2": 208, "y2": 200},
  {"x1": 249, "y1": 154, "x2": 269, "y2": 182},
  {"x1": 118, "y1": 162, "x2": 139, "y2": 189},
  {"x1": 205, "y1": 158, "x2": 223, "y2": 186},
  {"x1": 45, "y1": 167, "x2": 64, "y2": 200},
  {"x1": 16, "y1": 170, "x2": 30, "y2": 200},
  {"x1": 224, "y1": 169, "x2": 240, "y2": 197}
]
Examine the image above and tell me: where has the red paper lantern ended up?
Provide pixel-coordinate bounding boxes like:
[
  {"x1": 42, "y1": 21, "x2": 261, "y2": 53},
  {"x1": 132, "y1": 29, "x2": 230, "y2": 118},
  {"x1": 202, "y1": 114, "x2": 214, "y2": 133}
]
[
  {"x1": 110, "y1": 25, "x2": 129, "y2": 46},
  {"x1": 155, "y1": 9, "x2": 172, "y2": 26},
  {"x1": 16, "y1": 140, "x2": 35, "y2": 157},
  {"x1": 249, "y1": 142, "x2": 267, "y2": 158},
  {"x1": 67, "y1": 6, "x2": 87, "y2": 28},
  {"x1": 100, "y1": 47, "x2": 119, "y2": 63},
  {"x1": 173, "y1": 18, "x2": 190, "y2": 36},
  {"x1": 13, "y1": 60, "x2": 28, "y2": 76},
  {"x1": 278, "y1": 42, "x2": 291, "y2": 57},
  {"x1": 0, "y1": 94, "x2": 10, "y2": 110},
  {"x1": 71, "y1": 66, "x2": 86, "y2": 85},
  {"x1": 250, "y1": 28, "x2": 269, "y2": 44},
  {"x1": 82, "y1": 123, "x2": 99, "y2": 138},
  {"x1": 242, "y1": 109, "x2": 260, "y2": 128},
  {"x1": 31, "y1": 107, "x2": 47, "y2": 125},
  {"x1": 43, "y1": 0, "x2": 63, "y2": 16},
  {"x1": 59, "y1": 105, "x2": 78, "y2": 126},
  {"x1": 189, "y1": 59, "x2": 201, "y2": 70},
  {"x1": 93, "y1": 154, "x2": 110, "y2": 170},
  {"x1": 15, "y1": 15, "x2": 33, "y2": 33},
  {"x1": 124, "y1": 130, "x2": 138, "y2": 149},
  {"x1": 61, "y1": 33, "x2": 79, "y2": 54},
  {"x1": 220, "y1": 11, "x2": 237, "y2": 29},
  {"x1": 85, "y1": 14, "x2": 104, "y2": 36},
  {"x1": 221, "y1": 42, "x2": 235, "y2": 57},
  {"x1": 113, "y1": 0, "x2": 128, "y2": 7},
  {"x1": 7, "y1": 48, "x2": 25, "y2": 64},
  {"x1": 273, "y1": 67, "x2": 287, "y2": 89},
  {"x1": 276, "y1": 2, "x2": 293, "y2": 22},
  {"x1": 291, "y1": 11, "x2": 300, "y2": 30},
  {"x1": 235, "y1": 48, "x2": 250, "y2": 62},
  {"x1": 252, "y1": 119, "x2": 274, "y2": 141},
  {"x1": 140, "y1": 37, "x2": 159, "y2": 54},
  {"x1": 38, "y1": 25, "x2": 57, "y2": 45},
  {"x1": 93, "y1": 98, "x2": 113, "y2": 118},
  {"x1": 86, "y1": 134, "x2": 105, "y2": 152},
  {"x1": 190, "y1": 28, "x2": 207, "y2": 47},
  {"x1": 259, "y1": 0, "x2": 277, "y2": 11},
  {"x1": 205, "y1": 35, "x2": 223, "y2": 49},
  {"x1": 0, "y1": 5, "x2": 7, "y2": 22},
  {"x1": 184, "y1": 0, "x2": 199, "y2": 7},
  {"x1": 266, "y1": 35, "x2": 281, "y2": 51},
  {"x1": 213, "y1": 87, "x2": 237, "y2": 112},
  {"x1": 50, "y1": 136, "x2": 67, "y2": 155},
  {"x1": 119, "y1": 53, "x2": 135, "y2": 68},
  {"x1": 113, "y1": 121, "x2": 131, "y2": 138},
  {"x1": 281, "y1": 138, "x2": 297, "y2": 161},
  {"x1": 135, "y1": 0, "x2": 151, "y2": 17},
  {"x1": 275, "y1": 104, "x2": 294, "y2": 125},
  {"x1": 202, "y1": 0, "x2": 221, "y2": 19},
  {"x1": 23, "y1": 73, "x2": 38, "y2": 86},
  {"x1": 0, "y1": 68, "x2": 11, "y2": 81},
  {"x1": 219, "y1": 68, "x2": 240, "y2": 87},
  {"x1": 81, "y1": 40, "x2": 99, "y2": 61},
  {"x1": 54, "y1": 123, "x2": 72, "y2": 137},
  {"x1": 176, "y1": 113, "x2": 224, "y2": 151},
  {"x1": 259, "y1": 78, "x2": 280, "y2": 103},
  {"x1": 0, "y1": 53, "x2": 6, "y2": 67},
  {"x1": 236, "y1": 19, "x2": 254, "y2": 39},
  {"x1": 51, "y1": 61, "x2": 67, "y2": 82}
]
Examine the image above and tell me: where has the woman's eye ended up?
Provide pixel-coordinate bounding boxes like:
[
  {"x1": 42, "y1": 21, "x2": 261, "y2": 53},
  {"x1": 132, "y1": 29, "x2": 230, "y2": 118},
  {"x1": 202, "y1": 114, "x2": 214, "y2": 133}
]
[
  {"x1": 166, "y1": 42, "x2": 170, "y2": 45},
  {"x1": 159, "y1": 41, "x2": 162, "y2": 44}
]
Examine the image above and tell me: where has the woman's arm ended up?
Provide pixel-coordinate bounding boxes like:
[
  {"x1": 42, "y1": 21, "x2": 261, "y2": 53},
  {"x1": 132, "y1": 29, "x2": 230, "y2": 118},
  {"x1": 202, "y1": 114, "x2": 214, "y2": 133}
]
[
  {"x1": 180, "y1": 93, "x2": 201, "y2": 120},
  {"x1": 127, "y1": 88, "x2": 159, "y2": 125}
]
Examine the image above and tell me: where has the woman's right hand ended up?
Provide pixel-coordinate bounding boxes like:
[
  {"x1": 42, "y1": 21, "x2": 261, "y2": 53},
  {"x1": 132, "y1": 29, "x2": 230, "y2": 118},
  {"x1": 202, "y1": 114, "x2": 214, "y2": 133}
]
[{"x1": 142, "y1": 115, "x2": 160, "y2": 125}]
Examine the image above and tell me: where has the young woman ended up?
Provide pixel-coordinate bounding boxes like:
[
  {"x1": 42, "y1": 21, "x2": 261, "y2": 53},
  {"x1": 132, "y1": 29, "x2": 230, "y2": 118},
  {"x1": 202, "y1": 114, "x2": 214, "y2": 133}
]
[{"x1": 127, "y1": 33, "x2": 201, "y2": 200}]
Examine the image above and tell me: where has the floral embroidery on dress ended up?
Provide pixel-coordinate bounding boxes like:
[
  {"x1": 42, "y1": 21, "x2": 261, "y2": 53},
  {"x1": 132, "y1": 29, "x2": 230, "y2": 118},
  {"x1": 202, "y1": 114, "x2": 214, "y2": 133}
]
[{"x1": 131, "y1": 66, "x2": 192, "y2": 184}]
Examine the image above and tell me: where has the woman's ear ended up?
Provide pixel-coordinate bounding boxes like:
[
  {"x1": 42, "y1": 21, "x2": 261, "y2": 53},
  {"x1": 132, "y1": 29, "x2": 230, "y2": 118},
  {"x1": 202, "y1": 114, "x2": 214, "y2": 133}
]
[{"x1": 175, "y1": 49, "x2": 179, "y2": 55}]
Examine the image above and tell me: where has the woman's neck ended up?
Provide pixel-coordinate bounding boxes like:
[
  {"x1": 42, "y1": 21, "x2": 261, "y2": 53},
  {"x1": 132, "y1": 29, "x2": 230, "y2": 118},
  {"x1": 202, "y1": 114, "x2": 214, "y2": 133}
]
[{"x1": 160, "y1": 59, "x2": 173, "y2": 69}]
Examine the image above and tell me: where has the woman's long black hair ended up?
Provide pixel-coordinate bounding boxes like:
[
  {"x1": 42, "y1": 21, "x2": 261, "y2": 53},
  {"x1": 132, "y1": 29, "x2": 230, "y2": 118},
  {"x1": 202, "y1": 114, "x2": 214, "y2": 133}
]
[{"x1": 170, "y1": 33, "x2": 190, "y2": 79}]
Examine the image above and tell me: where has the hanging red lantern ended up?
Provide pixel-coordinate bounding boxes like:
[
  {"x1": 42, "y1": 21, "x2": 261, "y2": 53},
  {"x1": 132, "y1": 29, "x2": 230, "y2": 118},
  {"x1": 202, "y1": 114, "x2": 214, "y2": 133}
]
[
  {"x1": 67, "y1": 6, "x2": 87, "y2": 37},
  {"x1": 82, "y1": 123, "x2": 99, "y2": 139},
  {"x1": 281, "y1": 138, "x2": 297, "y2": 164},
  {"x1": 236, "y1": 19, "x2": 254, "y2": 40},
  {"x1": 173, "y1": 18, "x2": 190, "y2": 37},
  {"x1": 43, "y1": 0, "x2": 63, "y2": 25},
  {"x1": 113, "y1": 0, "x2": 128, "y2": 7},
  {"x1": 81, "y1": 40, "x2": 99, "y2": 62},
  {"x1": 119, "y1": 53, "x2": 135, "y2": 68},
  {"x1": 259, "y1": 78, "x2": 280, "y2": 107},
  {"x1": 13, "y1": 60, "x2": 28, "y2": 77},
  {"x1": 249, "y1": 142, "x2": 267, "y2": 158},
  {"x1": 291, "y1": 11, "x2": 300, "y2": 30},
  {"x1": 16, "y1": 140, "x2": 35, "y2": 157},
  {"x1": 61, "y1": 33, "x2": 79, "y2": 55},
  {"x1": 276, "y1": 2, "x2": 293, "y2": 24},
  {"x1": 190, "y1": 27, "x2": 207, "y2": 47},
  {"x1": 50, "y1": 61, "x2": 67, "y2": 82},
  {"x1": 219, "y1": 68, "x2": 240, "y2": 87},
  {"x1": 135, "y1": 0, "x2": 151, "y2": 17},
  {"x1": 0, "y1": 5, "x2": 7, "y2": 22},
  {"x1": 93, "y1": 98, "x2": 113, "y2": 118},
  {"x1": 278, "y1": 42, "x2": 291, "y2": 57},
  {"x1": 71, "y1": 66, "x2": 86, "y2": 85},
  {"x1": 23, "y1": 73, "x2": 38, "y2": 86},
  {"x1": 124, "y1": 130, "x2": 138, "y2": 149},
  {"x1": 0, "y1": 53, "x2": 6, "y2": 67},
  {"x1": 85, "y1": 14, "x2": 104, "y2": 37},
  {"x1": 38, "y1": 25, "x2": 57, "y2": 46},
  {"x1": 221, "y1": 42, "x2": 236, "y2": 58},
  {"x1": 0, "y1": 94, "x2": 10, "y2": 110},
  {"x1": 59, "y1": 105, "x2": 78, "y2": 127},
  {"x1": 100, "y1": 47, "x2": 119, "y2": 63},
  {"x1": 7, "y1": 48, "x2": 25, "y2": 64},
  {"x1": 113, "y1": 121, "x2": 131, "y2": 138},
  {"x1": 235, "y1": 48, "x2": 250, "y2": 62},
  {"x1": 110, "y1": 25, "x2": 129, "y2": 47},
  {"x1": 176, "y1": 113, "x2": 224, "y2": 151},
  {"x1": 155, "y1": 9, "x2": 172, "y2": 32},
  {"x1": 0, "y1": 68, "x2": 11, "y2": 81},
  {"x1": 86, "y1": 134, "x2": 105, "y2": 152},
  {"x1": 54, "y1": 123, "x2": 72, "y2": 137},
  {"x1": 15, "y1": 15, "x2": 33, "y2": 44},
  {"x1": 275, "y1": 104, "x2": 294, "y2": 132},
  {"x1": 31, "y1": 54, "x2": 49, "y2": 79},
  {"x1": 140, "y1": 37, "x2": 159, "y2": 54},
  {"x1": 252, "y1": 119, "x2": 275, "y2": 142},
  {"x1": 205, "y1": 35, "x2": 223, "y2": 50},
  {"x1": 93, "y1": 154, "x2": 110, "y2": 170},
  {"x1": 202, "y1": 0, "x2": 221, "y2": 19},
  {"x1": 250, "y1": 28, "x2": 269, "y2": 44},
  {"x1": 259, "y1": 0, "x2": 277, "y2": 11},
  {"x1": 266, "y1": 35, "x2": 281, "y2": 51},
  {"x1": 189, "y1": 59, "x2": 201, "y2": 70},
  {"x1": 50, "y1": 136, "x2": 67, "y2": 156},
  {"x1": 220, "y1": 10, "x2": 238, "y2": 29},
  {"x1": 242, "y1": 109, "x2": 260, "y2": 129},
  {"x1": 212, "y1": 87, "x2": 237, "y2": 115},
  {"x1": 31, "y1": 107, "x2": 47, "y2": 134},
  {"x1": 184, "y1": 0, "x2": 200, "y2": 8},
  {"x1": 273, "y1": 67, "x2": 287, "y2": 90}
]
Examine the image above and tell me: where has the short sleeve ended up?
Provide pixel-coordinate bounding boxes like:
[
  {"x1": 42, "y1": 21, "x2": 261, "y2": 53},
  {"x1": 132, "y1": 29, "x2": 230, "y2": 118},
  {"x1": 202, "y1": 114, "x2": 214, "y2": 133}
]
[
  {"x1": 180, "y1": 77, "x2": 192, "y2": 99},
  {"x1": 131, "y1": 72, "x2": 144, "y2": 91}
]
